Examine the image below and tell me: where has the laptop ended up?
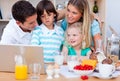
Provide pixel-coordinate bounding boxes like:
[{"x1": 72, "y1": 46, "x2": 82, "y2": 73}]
[{"x1": 0, "y1": 44, "x2": 45, "y2": 74}]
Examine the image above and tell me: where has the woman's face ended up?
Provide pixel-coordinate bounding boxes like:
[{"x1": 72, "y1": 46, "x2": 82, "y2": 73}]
[{"x1": 66, "y1": 4, "x2": 82, "y2": 24}]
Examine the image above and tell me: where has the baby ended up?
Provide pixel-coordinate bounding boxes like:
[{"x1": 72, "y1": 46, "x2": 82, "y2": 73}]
[{"x1": 62, "y1": 22, "x2": 92, "y2": 63}]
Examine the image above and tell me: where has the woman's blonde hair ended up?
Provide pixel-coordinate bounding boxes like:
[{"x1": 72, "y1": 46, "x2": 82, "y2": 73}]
[{"x1": 68, "y1": 0, "x2": 92, "y2": 48}]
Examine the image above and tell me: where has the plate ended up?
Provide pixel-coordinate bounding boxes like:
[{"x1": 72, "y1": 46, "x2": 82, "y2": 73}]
[{"x1": 93, "y1": 74, "x2": 117, "y2": 79}]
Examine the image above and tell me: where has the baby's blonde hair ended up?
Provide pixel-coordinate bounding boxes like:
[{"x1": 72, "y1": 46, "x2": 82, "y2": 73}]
[
  {"x1": 65, "y1": 22, "x2": 83, "y2": 42},
  {"x1": 67, "y1": 22, "x2": 82, "y2": 34}
]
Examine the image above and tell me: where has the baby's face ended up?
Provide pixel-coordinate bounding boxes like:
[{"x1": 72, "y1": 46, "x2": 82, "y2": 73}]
[{"x1": 66, "y1": 27, "x2": 83, "y2": 47}]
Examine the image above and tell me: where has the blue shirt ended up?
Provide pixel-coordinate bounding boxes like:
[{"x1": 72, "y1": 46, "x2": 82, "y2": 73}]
[
  {"x1": 61, "y1": 19, "x2": 101, "y2": 36},
  {"x1": 31, "y1": 24, "x2": 64, "y2": 63}
]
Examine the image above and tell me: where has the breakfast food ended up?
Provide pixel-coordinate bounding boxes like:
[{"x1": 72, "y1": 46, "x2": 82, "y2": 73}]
[
  {"x1": 81, "y1": 59, "x2": 97, "y2": 68},
  {"x1": 54, "y1": 63, "x2": 60, "y2": 69},
  {"x1": 81, "y1": 75, "x2": 88, "y2": 80},
  {"x1": 110, "y1": 55, "x2": 119, "y2": 63},
  {"x1": 90, "y1": 52, "x2": 106, "y2": 63},
  {"x1": 115, "y1": 61, "x2": 120, "y2": 67},
  {"x1": 89, "y1": 53, "x2": 97, "y2": 61},
  {"x1": 102, "y1": 57, "x2": 113, "y2": 64},
  {"x1": 47, "y1": 64, "x2": 54, "y2": 70},
  {"x1": 74, "y1": 64, "x2": 93, "y2": 70}
]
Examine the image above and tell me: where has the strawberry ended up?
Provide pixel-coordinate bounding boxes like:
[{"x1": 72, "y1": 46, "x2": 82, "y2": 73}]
[
  {"x1": 81, "y1": 75, "x2": 88, "y2": 80},
  {"x1": 74, "y1": 64, "x2": 93, "y2": 70}
]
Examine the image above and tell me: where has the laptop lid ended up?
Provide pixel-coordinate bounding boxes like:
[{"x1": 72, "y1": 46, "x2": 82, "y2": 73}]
[{"x1": 0, "y1": 44, "x2": 45, "y2": 74}]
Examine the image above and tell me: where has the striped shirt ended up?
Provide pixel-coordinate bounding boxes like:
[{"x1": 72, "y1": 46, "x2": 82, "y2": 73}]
[{"x1": 31, "y1": 24, "x2": 64, "y2": 63}]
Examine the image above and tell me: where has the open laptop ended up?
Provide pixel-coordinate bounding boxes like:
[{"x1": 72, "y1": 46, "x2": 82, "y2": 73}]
[{"x1": 0, "y1": 44, "x2": 45, "y2": 74}]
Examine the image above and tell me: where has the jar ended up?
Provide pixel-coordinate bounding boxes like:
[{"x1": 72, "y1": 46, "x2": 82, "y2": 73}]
[
  {"x1": 108, "y1": 34, "x2": 120, "y2": 63},
  {"x1": 15, "y1": 47, "x2": 28, "y2": 80}
]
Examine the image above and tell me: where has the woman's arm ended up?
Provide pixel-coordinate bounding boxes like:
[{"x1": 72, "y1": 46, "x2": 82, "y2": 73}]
[
  {"x1": 91, "y1": 20, "x2": 102, "y2": 50},
  {"x1": 93, "y1": 33, "x2": 102, "y2": 50},
  {"x1": 57, "y1": 9, "x2": 66, "y2": 21}
]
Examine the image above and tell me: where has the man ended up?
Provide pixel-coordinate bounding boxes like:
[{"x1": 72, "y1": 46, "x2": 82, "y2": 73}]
[{"x1": 0, "y1": 0, "x2": 37, "y2": 44}]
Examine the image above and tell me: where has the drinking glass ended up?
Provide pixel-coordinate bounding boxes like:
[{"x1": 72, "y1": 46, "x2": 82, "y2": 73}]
[
  {"x1": 67, "y1": 55, "x2": 79, "y2": 72},
  {"x1": 54, "y1": 54, "x2": 64, "y2": 65},
  {"x1": 29, "y1": 63, "x2": 41, "y2": 80}
]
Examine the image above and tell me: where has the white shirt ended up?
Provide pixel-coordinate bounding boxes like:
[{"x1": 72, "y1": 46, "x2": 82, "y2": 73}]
[{"x1": 0, "y1": 19, "x2": 32, "y2": 45}]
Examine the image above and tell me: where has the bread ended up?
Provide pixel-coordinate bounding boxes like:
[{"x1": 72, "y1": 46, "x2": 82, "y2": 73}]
[
  {"x1": 89, "y1": 53, "x2": 97, "y2": 61},
  {"x1": 115, "y1": 61, "x2": 120, "y2": 67}
]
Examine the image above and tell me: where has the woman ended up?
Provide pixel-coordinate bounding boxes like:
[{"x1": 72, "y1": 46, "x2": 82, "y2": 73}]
[{"x1": 58, "y1": 0, "x2": 102, "y2": 50}]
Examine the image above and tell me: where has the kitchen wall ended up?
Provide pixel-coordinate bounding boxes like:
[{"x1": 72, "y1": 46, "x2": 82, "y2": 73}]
[
  {"x1": 105, "y1": 0, "x2": 120, "y2": 37},
  {"x1": 29, "y1": 0, "x2": 67, "y2": 8}
]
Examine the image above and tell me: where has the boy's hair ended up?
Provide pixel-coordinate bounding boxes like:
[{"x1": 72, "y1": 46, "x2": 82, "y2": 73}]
[
  {"x1": 36, "y1": 0, "x2": 58, "y2": 25},
  {"x1": 12, "y1": 0, "x2": 36, "y2": 23}
]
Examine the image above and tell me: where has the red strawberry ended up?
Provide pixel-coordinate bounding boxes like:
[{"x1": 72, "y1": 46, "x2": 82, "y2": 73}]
[{"x1": 81, "y1": 75, "x2": 88, "y2": 80}]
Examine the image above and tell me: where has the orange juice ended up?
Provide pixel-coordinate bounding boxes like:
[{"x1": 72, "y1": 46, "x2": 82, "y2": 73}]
[{"x1": 15, "y1": 65, "x2": 28, "y2": 80}]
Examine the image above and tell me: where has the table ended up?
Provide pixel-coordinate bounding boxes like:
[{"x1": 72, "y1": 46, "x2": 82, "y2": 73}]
[{"x1": 0, "y1": 72, "x2": 120, "y2": 81}]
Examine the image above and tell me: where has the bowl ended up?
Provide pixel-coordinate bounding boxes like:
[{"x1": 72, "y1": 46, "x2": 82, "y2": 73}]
[{"x1": 73, "y1": 69, "x2": 94, "y2": 75}]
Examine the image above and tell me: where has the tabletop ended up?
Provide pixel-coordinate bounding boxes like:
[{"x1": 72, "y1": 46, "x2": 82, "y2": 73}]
[{"x1": 0, "y1": 72, "x2": 120, "y2": 81}]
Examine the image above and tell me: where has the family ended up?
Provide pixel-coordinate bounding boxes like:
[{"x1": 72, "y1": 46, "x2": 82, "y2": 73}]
[{"x1": 0, "y1": 0, "x2": 102, "y2": 63}]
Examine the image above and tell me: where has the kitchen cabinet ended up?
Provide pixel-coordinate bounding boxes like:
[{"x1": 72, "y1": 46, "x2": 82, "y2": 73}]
[{"x1": 88, "y1": 0, "x2": 105, "y2": 40}]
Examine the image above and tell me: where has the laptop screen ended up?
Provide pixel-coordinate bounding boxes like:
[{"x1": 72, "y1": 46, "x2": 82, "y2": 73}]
[{"x1": 0, "y1": 44, "x2": 45, "y2": 74}]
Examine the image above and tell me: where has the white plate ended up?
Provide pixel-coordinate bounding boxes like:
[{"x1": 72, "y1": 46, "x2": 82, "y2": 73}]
[{"x1": 93, "y1": 74, "x2": 117, "y2": 79}]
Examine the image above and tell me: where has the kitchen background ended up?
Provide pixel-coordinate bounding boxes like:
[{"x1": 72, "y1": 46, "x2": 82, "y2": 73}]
[{"x1": 0, "y1": 0, "x2": 120, "y2": 40}]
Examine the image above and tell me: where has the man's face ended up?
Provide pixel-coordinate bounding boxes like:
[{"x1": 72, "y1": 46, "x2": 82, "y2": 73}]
[{"x1": 17, "y1": 14, "x2": 37, "y2": 32}]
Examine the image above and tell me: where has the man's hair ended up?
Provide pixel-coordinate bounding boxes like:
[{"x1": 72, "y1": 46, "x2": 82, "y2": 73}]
[{"x1": 12, "y1": 0, "x2": 36, "y2": 23}]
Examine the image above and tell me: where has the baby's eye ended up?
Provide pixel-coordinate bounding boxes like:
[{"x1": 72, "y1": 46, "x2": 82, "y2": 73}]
[
  {"x1": 73, "y1": 34, "x2": 77, "y2": 36},
  {"x1": 67, "y1": 34, "x2": 70, "y2": 37}
]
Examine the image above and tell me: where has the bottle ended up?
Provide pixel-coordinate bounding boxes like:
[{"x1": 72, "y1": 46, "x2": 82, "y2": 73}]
[
  {"x1": 93, "y1": 0, "x2": 98, "y2": 14},
  {"x1": 15, "y1": 47, "x2": 28, "y2": 80},
  {"x1": 110, "y1": 34, "x2": 119, "y2": 63}
]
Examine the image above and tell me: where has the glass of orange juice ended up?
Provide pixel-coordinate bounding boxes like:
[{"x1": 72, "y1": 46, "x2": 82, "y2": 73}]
[{"x1": 15, "y1": 64, "x2": 28, "y2": 80}]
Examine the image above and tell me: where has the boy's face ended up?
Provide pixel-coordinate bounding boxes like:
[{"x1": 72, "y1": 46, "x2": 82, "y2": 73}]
[
  {"x1": 66, "y1": 27, "x2": 83, "y2": 47},
  {"x1": 17, "y1": 14, "x2": 37, "y2": 32},
  {"x1": 40, "y1": 10, "x2": 56, "y2": 29}
]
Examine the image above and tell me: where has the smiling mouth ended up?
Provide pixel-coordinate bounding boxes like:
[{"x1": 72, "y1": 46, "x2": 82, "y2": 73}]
[{"x1": 70, "y1": 41, "x2": 75, "y2": 43}]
